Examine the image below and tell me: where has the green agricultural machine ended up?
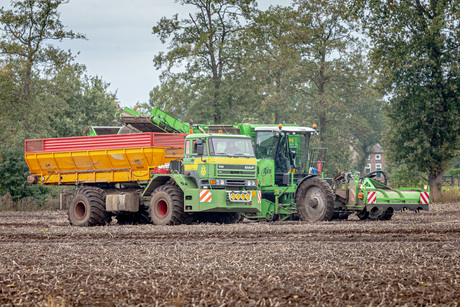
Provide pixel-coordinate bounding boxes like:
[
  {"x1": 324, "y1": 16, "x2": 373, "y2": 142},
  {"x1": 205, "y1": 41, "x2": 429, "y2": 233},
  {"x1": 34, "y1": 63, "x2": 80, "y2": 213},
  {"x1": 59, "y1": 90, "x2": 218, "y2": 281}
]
[
  {"x1": 210, "y1": 123, "x2": 430, "y2": 221},
  {"x1": 71, "y1": 106, "x2": 429, "y2": 224}
]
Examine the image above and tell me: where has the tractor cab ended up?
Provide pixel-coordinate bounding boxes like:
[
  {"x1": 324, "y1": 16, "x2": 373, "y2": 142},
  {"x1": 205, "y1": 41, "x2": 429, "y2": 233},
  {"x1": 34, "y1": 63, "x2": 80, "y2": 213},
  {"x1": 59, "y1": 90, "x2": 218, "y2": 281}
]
[{"x1": 254, "y1": 126, "x2": 317, "y2": 186}]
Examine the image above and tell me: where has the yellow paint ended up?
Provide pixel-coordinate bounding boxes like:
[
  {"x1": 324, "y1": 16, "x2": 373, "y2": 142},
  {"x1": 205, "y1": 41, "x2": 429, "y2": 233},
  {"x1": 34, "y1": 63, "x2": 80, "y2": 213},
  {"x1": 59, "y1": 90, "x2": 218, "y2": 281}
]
[
  {"x1": 200, "y1": 165, "x2": 207, "y2": 176},
  {"x1": 25, "y1": 147, "x2": 184, "y2": 185},
  {"x1": 184, "y1": 164, "x2": 198, "y2": 171},
  {"x1": 184, "y1": 157, "x2": 256, "y2": 172},
  {"x1": 204, "y1": 157, "x2": 257, "y2": 164}
]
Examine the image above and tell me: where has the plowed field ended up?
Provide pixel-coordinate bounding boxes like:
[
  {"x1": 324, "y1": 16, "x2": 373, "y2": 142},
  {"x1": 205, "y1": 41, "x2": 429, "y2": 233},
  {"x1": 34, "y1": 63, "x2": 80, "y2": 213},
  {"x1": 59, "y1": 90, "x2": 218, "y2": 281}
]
[{"x1": 1, "y1": 204, "x2": 459, "y2": 306}]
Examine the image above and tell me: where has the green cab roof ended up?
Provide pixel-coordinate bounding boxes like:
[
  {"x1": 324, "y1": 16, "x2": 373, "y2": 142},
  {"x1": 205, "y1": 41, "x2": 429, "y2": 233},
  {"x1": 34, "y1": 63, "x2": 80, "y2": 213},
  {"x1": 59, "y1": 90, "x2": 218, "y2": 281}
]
[{"x1": 185, "y1": 133, "x2": 252, "y2": 139}]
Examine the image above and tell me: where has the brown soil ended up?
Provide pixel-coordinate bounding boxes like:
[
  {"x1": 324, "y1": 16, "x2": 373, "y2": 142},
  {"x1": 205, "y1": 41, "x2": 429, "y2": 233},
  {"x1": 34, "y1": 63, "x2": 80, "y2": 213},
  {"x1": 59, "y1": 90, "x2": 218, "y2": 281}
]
[{"x1": 1, "y1": 204, "x2": 459, "y2": 306}]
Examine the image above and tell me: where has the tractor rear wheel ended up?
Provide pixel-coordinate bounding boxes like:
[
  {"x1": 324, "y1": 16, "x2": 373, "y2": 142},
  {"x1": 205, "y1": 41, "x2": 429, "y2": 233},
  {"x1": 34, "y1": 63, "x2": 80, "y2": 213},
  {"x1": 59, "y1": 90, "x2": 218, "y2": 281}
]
[
  {"x1": 68, "y1": 187, "x2": 111, "y2": 227},
  {"x1": 295, "y1": 177, "x2": 334, "y2": 222},
  {"x1": 149, "y1": 185, "x2": 184, "y2": 225}
]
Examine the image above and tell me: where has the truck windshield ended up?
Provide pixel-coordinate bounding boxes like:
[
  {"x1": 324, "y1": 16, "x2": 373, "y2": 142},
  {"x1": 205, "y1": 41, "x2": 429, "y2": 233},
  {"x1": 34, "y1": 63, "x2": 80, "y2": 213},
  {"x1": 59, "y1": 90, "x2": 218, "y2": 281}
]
[{"x1": 209, "y1": 138, "x2": 255, "y2": 157}]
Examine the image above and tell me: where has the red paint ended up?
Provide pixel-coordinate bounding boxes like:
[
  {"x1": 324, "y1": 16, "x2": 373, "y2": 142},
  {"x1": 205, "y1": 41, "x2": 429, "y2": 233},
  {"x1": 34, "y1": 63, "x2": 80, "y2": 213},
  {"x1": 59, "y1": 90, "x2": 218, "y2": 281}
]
[
  {"x1": 317, "y1": 161, "x2": 323, "y2": 173},
  {"x1": 155, "y1": 200, "x2": 168, "y2": 217},
  {"x1": 25, "y1": 132, "x2": 187, "y2": 153}
]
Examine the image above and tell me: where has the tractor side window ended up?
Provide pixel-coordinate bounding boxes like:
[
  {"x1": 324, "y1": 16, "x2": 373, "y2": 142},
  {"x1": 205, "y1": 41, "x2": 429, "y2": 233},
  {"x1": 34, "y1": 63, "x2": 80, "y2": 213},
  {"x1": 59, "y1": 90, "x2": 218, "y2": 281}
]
[{"x1": 256, "y1": 132, "x2": 278, "y2": 159}]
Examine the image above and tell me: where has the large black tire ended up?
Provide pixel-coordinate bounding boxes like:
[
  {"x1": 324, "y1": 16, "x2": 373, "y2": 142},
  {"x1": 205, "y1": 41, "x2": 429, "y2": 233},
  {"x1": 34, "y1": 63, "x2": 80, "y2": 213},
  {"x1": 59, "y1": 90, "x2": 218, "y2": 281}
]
[
  {"x1": 295, "y1": 177, "x2": 334, "y2": 222},
  {"x1": 68, "y1": 187, "x2": 111, "y2": 227},
  {"x1": 149, "y1": 185, "x2": 184, "y2": 225}
]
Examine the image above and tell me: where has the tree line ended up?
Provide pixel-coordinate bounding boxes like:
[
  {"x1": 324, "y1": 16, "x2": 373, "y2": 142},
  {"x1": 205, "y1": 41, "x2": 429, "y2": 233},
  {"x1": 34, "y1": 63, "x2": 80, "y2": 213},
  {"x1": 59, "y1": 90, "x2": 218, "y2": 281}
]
[{"x1": 1, "y1": 0, "x2": 459, "y2": 202}]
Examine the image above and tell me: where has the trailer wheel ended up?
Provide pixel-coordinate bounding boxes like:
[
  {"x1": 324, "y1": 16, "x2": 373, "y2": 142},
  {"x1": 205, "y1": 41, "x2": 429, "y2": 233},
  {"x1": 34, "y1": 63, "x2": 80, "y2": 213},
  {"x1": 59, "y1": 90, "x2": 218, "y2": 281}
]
[
  {"x1": 68, "y1": 187, "x2": 111, "y2": 227},
  {"x1": 296, "y1": 177, "x2": 334, "y2": 222},
  {"x1": 149, "y1": 185, "x2": 184, "y2": 225}
]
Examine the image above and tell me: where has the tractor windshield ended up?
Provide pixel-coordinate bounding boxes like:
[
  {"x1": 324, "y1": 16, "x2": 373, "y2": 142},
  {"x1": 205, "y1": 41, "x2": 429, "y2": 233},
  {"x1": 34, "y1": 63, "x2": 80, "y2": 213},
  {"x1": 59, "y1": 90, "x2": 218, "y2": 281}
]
[
  {"x1": 209, "y1": 137, "x2": 255, "y2": 157},
  {"x1": 255, "y1": 130, "x2": 310, "y2": 174}
]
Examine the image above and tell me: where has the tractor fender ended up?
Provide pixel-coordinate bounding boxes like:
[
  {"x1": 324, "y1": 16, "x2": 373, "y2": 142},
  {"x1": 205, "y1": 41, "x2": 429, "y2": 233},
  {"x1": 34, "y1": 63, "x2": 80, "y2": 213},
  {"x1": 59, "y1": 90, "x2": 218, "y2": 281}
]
[
  {"x1": 294, "y1": 174, "x2": 319, "y2": 198},
  {"x1": 142, "y1": 174, "x2": 198, "y2": 197},
  {"x1": 142, "y1": 175, "x2": 171, "y2": 197},
  {"x1": 184, "y1": 171, "x2": 201, "y2": 188}
]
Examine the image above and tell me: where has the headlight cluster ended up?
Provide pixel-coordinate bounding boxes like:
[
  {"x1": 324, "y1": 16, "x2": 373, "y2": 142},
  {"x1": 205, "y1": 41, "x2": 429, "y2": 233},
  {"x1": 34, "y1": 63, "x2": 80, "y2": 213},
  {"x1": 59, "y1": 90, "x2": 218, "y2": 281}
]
[
  {"x1": 210, "y1": 179, "x2": 225, "y2": 185},
  {"x1": 227, "y1": 191, "x2": 252, "y2": 202},
  {"x1": 246, "y1": 180, "x2": 257, "y2": 186}
]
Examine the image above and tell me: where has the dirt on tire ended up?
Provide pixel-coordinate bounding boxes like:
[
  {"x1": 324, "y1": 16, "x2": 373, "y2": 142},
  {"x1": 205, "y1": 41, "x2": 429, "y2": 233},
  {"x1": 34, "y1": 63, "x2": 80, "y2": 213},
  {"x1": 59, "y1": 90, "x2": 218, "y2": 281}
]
[{"x1": 1, "y1": 202, "x2": 459, "y2": 306}]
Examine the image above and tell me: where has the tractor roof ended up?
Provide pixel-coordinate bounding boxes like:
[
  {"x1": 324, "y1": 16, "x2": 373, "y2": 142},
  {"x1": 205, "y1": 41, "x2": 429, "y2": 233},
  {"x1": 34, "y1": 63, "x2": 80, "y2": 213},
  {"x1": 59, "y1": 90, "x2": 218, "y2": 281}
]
[
  {"x1": 254, "y1": 126, "x2": 316, "y2": 133},
  {"x1": 185, "y1": 133, "x2": 251, "y2": 139}
]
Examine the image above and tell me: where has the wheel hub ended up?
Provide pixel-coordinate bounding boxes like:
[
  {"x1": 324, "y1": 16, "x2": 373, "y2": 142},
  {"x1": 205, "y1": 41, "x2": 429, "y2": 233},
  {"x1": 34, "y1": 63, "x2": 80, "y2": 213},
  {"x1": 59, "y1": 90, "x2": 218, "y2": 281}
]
[
  {"x1": 74, "y1": 201, "x2": 87, "y2": 221},
  {"x1": 309, "y1": 198, "x2": 319, "y2": 208},
  {"x1": 155, "y1": 200, "x2": 168, "y2": 218}
]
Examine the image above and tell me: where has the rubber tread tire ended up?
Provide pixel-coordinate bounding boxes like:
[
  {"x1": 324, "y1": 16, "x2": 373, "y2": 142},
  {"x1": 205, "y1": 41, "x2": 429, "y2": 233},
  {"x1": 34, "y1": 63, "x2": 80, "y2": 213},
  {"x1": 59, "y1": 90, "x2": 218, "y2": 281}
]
[
  {"x1": 295, "y1": 177, "x2": 334, "y2": 222},
  {"x1": 68, "y1": 187, "x2": 110, "y2": 227},
  {"x1": 149, "y1": 185, "x2": 184, "y2": 225}
]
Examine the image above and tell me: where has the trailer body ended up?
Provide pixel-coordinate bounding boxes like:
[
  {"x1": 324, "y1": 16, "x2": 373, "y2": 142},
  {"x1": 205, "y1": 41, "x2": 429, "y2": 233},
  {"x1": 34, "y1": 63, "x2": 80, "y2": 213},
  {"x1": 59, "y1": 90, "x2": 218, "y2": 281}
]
[{"x1": 25, "y1": 131, "x2": 260, "y2": 226}]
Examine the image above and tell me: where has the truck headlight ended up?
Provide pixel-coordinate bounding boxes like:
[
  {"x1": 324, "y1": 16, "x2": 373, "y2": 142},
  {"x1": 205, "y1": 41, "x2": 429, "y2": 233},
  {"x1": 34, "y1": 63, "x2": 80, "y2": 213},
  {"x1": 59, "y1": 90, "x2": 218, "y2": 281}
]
[{"x1": 246, "y1": 180, "x2": 257, "y2": 186}]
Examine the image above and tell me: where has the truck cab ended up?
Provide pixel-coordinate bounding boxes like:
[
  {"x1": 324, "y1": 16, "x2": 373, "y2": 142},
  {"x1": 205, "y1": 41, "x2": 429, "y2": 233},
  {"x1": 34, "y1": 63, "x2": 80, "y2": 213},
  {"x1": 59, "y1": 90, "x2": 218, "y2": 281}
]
[{"x1": 142, "y1": 133, "x2": 261, "y2": 225}]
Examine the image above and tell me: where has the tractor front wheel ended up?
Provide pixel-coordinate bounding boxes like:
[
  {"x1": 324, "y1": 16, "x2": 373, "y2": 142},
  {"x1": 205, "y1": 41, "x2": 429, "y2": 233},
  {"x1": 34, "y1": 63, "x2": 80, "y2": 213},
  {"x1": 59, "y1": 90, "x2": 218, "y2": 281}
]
[
  {"x1": 68, "y1": 187, "x2": 111, "y2": 227},
  {"x1": 295, "y1": 177, "x2": 334, "y2": 222},
  {"x1": 149, "y1": 185, "x2": 184, "y2": 225}
]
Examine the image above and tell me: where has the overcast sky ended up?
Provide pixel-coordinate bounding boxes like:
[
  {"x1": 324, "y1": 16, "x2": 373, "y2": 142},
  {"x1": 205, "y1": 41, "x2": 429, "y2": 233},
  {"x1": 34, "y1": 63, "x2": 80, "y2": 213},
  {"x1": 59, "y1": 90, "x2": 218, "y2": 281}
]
[{"x1": 52, "y1": 0, "x2": 282, "y2": 108}]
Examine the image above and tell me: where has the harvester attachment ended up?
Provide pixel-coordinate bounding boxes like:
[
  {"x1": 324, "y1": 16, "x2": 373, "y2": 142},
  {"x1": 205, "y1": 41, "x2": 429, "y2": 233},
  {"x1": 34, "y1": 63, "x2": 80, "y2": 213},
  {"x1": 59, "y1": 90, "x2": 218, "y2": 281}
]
[{"x1": 333, "y1": 171, "x2": 429, "y2": 220}]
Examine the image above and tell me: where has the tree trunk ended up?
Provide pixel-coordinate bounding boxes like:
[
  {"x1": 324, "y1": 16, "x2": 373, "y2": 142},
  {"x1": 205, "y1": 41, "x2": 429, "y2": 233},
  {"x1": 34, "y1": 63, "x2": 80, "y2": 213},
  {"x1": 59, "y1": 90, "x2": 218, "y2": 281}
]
[
  {"x1": 428, "y1": 171, "x2": 443, "y2": 202},
  {"x1": 22, "y1": 61, "x2": 33, "y2": 137}
]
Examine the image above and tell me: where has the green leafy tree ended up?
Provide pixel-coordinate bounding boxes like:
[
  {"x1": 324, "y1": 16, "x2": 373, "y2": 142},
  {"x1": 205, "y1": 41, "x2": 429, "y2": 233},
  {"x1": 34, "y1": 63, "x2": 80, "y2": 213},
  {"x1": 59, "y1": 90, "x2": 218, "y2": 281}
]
[
  {"x1": 288, "y1": 0, "x2": 384, "y2": 175},
  {"x1": 0, "y1": 0, "x2": 84, "y2": 138},
  {"x1": 239, "y1": 6, "x2": 301, "y2": 124},
  {"x1": 356, "y1": 0, "x2": 460, "y2": 198},
  {"x1": 0, "y1": 147, "x2": 49, "y2": 203},
  {"x1": 47, "y1": 63, "x2": 119, "y2": 137},
  {"x1": 151, "y1": 0, "x2": 257, "y2": 124}
]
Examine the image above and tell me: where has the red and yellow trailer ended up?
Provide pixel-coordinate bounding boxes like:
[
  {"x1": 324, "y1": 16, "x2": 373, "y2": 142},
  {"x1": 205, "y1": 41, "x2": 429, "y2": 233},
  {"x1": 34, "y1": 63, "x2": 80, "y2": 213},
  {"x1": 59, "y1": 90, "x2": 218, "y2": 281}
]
[{"x1": 25, "y1": 133, "x2": 186, "y2": 185}]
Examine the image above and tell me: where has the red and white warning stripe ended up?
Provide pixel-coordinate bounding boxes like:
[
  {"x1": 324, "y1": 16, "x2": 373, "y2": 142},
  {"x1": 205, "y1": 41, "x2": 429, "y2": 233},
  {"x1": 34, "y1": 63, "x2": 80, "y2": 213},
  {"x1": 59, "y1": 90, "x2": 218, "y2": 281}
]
[
  {"x1": 200, "y1": 190, "x2": 212, "y2": 202},
  {"x1": 420, "y1": 192, "x2": 430, "y2": 205},
  {"x1": 257, "y1": 191, "x2": 261, "y2": 204},
  {"x1": 367, "y1": 191, "x2": 377, "y2": 204}
]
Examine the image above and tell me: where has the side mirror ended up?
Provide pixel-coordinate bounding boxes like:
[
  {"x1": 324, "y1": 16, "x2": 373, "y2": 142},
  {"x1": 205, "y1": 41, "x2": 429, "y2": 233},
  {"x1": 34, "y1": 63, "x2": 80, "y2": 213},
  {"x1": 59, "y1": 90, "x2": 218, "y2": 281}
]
[
  {"x1": 194, "y1": 139, "x2": 204, "y2": 155},
  {"x1": 196, "y1": 144, "x2": 204, "y2": 155}
]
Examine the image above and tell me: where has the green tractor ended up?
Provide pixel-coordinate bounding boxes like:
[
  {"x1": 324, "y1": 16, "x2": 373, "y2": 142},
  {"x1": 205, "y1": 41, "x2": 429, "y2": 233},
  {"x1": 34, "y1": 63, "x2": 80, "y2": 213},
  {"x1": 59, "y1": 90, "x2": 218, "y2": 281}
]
[
  {"x1": 209, "y1": 124, "x2": 429, "y2": 222},
  {"x1": 238, "y1": 125, "x2": 334, "y2": 221}
]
